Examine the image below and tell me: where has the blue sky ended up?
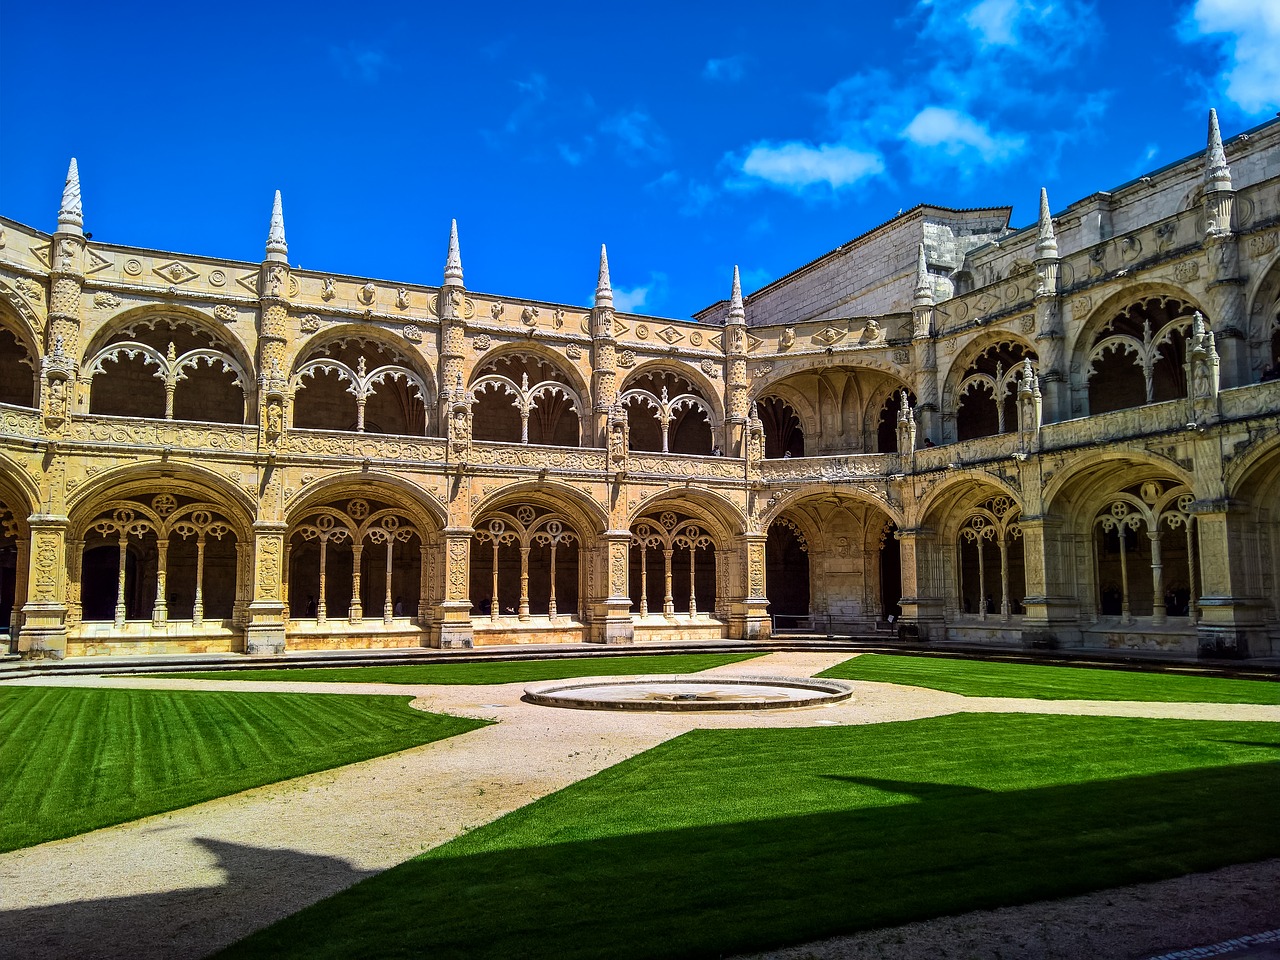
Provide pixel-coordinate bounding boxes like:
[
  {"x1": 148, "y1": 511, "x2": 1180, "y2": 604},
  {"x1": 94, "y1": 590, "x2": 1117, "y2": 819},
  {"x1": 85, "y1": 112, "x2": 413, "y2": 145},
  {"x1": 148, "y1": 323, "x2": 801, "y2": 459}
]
[{"x1": 2, "y1": 0, "x2": 1277, "y2": 318}]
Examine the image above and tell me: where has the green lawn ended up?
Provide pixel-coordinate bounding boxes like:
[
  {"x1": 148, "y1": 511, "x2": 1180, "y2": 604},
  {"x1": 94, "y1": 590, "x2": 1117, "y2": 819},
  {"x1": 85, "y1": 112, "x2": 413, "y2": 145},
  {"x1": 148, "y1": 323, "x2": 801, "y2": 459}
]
[
  {"x1": 820, "y1": 653, "x2": 1280, "y2": 703},
  {"x1": 220, "y1": 713, "x2": 1280, "y2": 960},
  {"x1": 156, "y1": 652, "x2": 763, "y2": 685},
  {"x1": 0, "y1": 686, "x2": 487, "y2": 852}
]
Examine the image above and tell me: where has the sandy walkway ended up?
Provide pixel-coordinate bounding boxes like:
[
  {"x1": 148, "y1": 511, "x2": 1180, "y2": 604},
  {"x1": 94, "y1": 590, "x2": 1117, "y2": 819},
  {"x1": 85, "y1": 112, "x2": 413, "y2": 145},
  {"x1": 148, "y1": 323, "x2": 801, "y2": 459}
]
[{"x1": 2, "y1": 652, "x2": 1277, "y2": 959}]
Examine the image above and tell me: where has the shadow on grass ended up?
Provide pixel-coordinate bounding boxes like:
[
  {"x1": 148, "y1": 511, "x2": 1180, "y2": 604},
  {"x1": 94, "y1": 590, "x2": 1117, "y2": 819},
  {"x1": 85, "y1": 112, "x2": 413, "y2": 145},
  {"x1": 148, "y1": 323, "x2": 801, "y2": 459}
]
[
  {"x1": 820, "y1": 775, "x2": 992, "y2": 800},
  {"x1": 1, "y1": 837, "x2": 376, "y2": 960},
  {"x1": 217, "y1": 760, "x2": 1280, "y2": 960}
]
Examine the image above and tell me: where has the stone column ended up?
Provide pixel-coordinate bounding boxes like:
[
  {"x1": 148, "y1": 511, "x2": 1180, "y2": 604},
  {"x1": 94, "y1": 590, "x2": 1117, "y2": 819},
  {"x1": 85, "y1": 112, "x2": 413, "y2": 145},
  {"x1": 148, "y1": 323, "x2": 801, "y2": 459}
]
[
  {"x1": 434, "y1": 527, "x2": 475, "y2": 648},
  {"x1": 245, "y1": 521, "x2": 287, "y2": 655},
  {"x1": 588, "y1": 531, "x2": 635, "y2": 644},
  {"x1": 19, "y1": 516, "x2": 71, "y2": 657},
  {"x1": 728, "y1": 532, "x2": 770, "y2": 640},
  {"x1": 895, "y1": 526, "x2": 945, "y2": 639},
  {"x1": 9, "y1": 536, "x2": 29, "y2": 649},
  {"x1": 1193, "y1": 500, "x2": 1262, "y2": 656},
  {"x1": 1018, "y1": 515, "x2": 1083, "y2": 647}
]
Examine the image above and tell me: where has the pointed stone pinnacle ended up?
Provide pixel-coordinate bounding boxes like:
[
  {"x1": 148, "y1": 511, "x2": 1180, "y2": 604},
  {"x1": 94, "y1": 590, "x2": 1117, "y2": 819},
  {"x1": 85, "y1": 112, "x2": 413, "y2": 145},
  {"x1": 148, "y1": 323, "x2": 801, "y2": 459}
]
[
  {"x1": 443, "y1": 219, "x2": 463, "y2": 287},
  {"x1": 913, "y1": 243, "x2": 933, "y2": 307},
  {"x1": 728, "y1": 265, "x2": 745, "y2": 321},
  {"x1": 595, "y1": 244, "x2": 613, "y2": 308},
  {"x1": 58, "y1": 158, "x2": 83, "y2": 234},
  {"x1": 1205, "y1": 108, "x2": 1232, "y2": 192},
  {"x1": 1036, "y1": 187, "x2": 1058, "y2": 258},
  {"x1": 265, "y1": 190, "x2": 287, "y2": 261}
]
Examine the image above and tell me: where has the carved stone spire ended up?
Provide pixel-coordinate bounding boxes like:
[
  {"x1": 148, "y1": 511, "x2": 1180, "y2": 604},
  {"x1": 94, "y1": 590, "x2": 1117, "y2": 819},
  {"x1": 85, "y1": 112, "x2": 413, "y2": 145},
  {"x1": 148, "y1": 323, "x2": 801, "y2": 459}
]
[
  {"x1": 443, "y1": 219, "x2": 464, "y2": 287},
  {"x1": 728, "y1": 265, "x2": 745, "y2": 322},
  {"x1": 57, "y1": 158, "x2": 83, "y2": 235},
  {"x1": 595, "y1": 244, "x2": 613, "y2": 309},
  {"x1": 1205, "y1": 108, "x2": 1232, "y2": 193},
  {"x1": 265, "y1": 190, "x2": 288, "y2": 263},
  {"x1": 1036, "y1": 188, "x2": 1058, "y2": 259},
  {"x1": 913, "y1": 243, "x2": 933, "y2": 308}
]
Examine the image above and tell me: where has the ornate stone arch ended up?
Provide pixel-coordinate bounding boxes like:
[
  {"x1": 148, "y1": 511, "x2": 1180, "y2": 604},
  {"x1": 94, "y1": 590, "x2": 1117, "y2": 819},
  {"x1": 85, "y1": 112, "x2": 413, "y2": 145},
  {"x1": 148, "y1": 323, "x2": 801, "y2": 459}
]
[
  {"x1": 0, "y1": 274, "x2": 47, "y2": 346},
  {"x1": 746, "y1": 378, "x2": 819, "y2": 442},
  {"x1": 80, "y1": 306, "x2": 255, "y2": 424},
  {"x1": 284, "y1": 471, "x2": 446, "y2": 533},
  {"x1": 1243, "y1": 248, "x2": 1280, "y2": 377},
  {"x1": 467, "y1": 340, "x2": 591, "y2": 411},
  {"x1": 471, "y1": 479, "x2": 608, "y2": 541},
  {"x1": 757, "y1": 483, "x2": 904, "y2": 532},
  {"x1": 1066, "y1": 282, "x2": 1207, "y2": 385},
  {"x1": 628, "y1": 487, "x2": 744, "y2": 548},
  {"x1": 0, "y1": 298, "x2": 41, "y2": 408},
  {"x1": 939, "y1": 331, "x2": 1039, "y2": 418},
  {"x1": 620, "y1": 359, "x2": 727, "y2": 427},
  {"x1": 1042, "y1": 451, "x2": 1196, "y2": 526},
  {"x1": 81, "y1": 304, "x2": 255, "y2": 381},
  {"x1": 66, "y1": 460, "x2": 257, "y2": 531},
  {"x1": 915, "y1": 473, "x2": 1024, "y2": 539},
  {"x1": 290, "y1": 327, "x2": 436, "y2": 436},
  {"x1": 0, "y1": 453, "x2": 40, "y2": 521}
]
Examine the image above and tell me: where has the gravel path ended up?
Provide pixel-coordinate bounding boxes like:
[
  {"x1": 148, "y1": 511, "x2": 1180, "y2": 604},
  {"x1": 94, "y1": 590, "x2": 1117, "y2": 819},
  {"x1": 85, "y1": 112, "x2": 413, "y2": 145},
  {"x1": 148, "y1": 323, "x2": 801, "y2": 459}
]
[{"x1": 2, "y1": 651, "x2": 1277, "y2": 960}]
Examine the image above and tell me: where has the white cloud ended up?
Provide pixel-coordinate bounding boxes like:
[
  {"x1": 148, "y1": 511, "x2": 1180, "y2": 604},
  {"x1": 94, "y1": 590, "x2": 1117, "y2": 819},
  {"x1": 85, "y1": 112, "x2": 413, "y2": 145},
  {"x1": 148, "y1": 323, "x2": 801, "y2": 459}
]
[
  {"x1": 613, "y1": 285, "x2": 650, "y2": 312},
  {"x1": 704, "y1": 55, "x2": 747, "y2": 82},
  {"x1": 962, "y1": 0, "x2": 1022, "y2": 44},
  {"x1": 611, "y1": 272, "x2": 669, "y2": 313},
  {"x1": 329, "y1": 43, "x2": 392, "y2": 83},
  {"x1": 601, "y1": 111, "x2": 669, "y2": 162},
  {"x1": 737, "y1": 141, "x2": 885, "y2": 192},
  {"x1": 1182, "y1": 0, "x2": 1280, "y2": 115},
  {"x1": 901, "y1": 106, "x2": 1025, "y2": 162}
]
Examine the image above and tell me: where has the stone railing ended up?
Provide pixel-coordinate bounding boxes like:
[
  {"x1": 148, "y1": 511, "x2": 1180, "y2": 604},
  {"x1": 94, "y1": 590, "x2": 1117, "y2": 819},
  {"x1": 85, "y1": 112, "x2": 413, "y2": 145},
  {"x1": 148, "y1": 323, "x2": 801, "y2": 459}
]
[
  {"x1": 469, "y1": 441, "x2": 607, "y2": 471},
  {"x1": 1219, "y1": 380, "x2": 1280, "y2": 420},
  {"x1": 67, "y1": 414, "x2": 260, "y2": 452},
  {"x1": 759, "y1": 453, "x2": 898, "y2": 483},
  {"x1": 912, "y1": 433, "x2": 1022, "y2": 472},
  {"x1": 627, "y1": 450, "x2": 746, "y2": 480},
  {"x1": 281, "y1": 428, "x2": 447, "y2": 463},
  {"x1": 0, "y1": 402, "x2": 43, "y2": 440},
  {"x1": 1039, "y1": 399, "x2": 1189, "y2": 451}
]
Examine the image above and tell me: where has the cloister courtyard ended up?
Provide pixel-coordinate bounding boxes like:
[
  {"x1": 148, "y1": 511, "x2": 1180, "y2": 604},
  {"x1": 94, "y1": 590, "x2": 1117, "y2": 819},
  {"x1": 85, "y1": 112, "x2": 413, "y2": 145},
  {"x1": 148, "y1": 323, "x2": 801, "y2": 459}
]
[{"x1": 2, "y1": 644, "x2": 1277, "y2": 959}]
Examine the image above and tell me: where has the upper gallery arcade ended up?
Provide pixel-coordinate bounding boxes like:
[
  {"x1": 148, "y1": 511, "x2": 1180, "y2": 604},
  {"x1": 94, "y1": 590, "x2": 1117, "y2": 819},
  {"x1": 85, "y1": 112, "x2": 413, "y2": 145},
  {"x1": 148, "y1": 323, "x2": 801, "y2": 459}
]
[{"x1": 1, "y1": 110, "x2": 1278, "y2": 659}]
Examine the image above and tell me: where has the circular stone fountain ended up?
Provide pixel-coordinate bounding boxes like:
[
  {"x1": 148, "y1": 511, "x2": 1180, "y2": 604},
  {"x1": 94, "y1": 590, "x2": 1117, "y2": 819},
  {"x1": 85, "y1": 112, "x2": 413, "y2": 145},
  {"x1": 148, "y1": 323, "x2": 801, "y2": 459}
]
[{"x1": 522, "y1": 675, "x2": 854, "y2": 712}]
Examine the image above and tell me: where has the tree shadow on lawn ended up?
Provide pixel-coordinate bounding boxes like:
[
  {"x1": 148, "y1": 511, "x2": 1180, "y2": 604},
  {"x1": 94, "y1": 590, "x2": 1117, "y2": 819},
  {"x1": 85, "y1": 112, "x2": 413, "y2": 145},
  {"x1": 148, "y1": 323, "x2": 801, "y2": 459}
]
[
  {"x1": 2, "y1": 837, "x2": 376, "y2": 960},
  {"x1": 220, "y1": 760, "x2": 1280, "y2": 960}
]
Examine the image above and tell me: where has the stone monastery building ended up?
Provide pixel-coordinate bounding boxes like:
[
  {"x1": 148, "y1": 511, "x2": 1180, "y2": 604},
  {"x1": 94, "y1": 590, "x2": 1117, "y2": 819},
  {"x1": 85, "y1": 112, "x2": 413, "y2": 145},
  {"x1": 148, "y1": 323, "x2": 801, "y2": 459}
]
[{"x1": 2, "y1": 110, "x2": 1279, "y2": 659}]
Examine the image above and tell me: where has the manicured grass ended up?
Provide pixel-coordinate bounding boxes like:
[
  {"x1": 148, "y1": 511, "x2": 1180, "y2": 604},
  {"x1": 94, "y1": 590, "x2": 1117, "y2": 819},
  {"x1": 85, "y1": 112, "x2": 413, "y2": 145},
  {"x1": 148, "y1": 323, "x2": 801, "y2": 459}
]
[
  {"x1": 819, "y1": 653, "x2": 1280, "y2": 703},
  {"x1": 0, "y1": 686, "x2": 487, "y2": 852},
  {"x1": 156, "y1": 652, "x2": 764, "y2": 685},
  {"x1": 221, "y1": 713, "x2": 1280, "y2": 960}
]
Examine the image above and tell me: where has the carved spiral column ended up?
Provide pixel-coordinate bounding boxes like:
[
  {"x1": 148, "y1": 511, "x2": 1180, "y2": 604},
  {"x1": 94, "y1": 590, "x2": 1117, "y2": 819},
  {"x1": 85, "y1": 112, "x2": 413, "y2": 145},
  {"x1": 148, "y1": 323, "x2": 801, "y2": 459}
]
[
  {"x1": 591, "y1": 309, "x2": 618, "y2": 445},
  {"x1": 257, "y1": 262, "x2": 290, "y2": 434}
]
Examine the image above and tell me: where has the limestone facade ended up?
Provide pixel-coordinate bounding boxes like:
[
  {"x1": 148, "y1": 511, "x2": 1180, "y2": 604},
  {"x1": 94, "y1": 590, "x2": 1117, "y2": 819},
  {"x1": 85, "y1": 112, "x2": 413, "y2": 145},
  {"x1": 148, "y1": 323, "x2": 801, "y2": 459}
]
[{"x1": 2, "y1": 111, "x2": 1279, "y2": 658}]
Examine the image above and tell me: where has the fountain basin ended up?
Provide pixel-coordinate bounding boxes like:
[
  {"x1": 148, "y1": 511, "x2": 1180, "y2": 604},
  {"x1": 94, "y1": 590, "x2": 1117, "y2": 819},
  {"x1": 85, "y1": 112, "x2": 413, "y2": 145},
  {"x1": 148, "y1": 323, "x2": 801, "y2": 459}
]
[{"x1": 522, "y1": 674, "x2": 854, "y2": 712}]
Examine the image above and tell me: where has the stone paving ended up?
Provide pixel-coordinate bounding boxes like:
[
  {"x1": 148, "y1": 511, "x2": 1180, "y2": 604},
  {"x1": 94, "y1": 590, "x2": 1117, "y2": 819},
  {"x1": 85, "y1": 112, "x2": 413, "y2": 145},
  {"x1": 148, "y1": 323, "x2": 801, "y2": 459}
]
[{"x1": 2, "y1": 652, "x2": 1278, "y2": 959}]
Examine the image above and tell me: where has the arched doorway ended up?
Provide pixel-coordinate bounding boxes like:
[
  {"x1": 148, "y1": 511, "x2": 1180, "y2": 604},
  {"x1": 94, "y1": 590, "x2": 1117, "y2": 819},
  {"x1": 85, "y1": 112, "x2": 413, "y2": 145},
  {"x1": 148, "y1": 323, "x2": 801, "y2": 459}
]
[{"x1": 766, "y1": 517, "x2": 809, "y2": 629}]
